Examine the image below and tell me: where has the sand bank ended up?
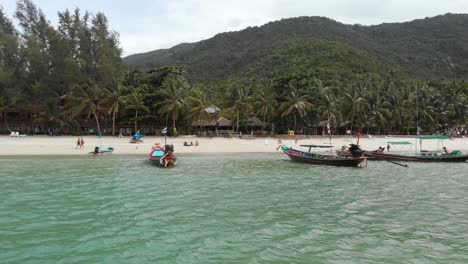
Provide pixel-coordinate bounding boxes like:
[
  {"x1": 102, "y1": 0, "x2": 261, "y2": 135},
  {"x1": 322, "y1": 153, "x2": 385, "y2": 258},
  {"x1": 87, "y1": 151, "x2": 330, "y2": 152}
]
[{"x1": 0, "y1": 135, "x2": 467, "y2": 156}]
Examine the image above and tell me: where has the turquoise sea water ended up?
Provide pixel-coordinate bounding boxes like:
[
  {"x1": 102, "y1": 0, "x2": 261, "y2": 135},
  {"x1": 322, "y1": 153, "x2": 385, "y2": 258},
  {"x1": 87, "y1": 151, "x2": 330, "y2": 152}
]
[{"x1": 1, "y1": 154, "x2": 468, "y2": 263}]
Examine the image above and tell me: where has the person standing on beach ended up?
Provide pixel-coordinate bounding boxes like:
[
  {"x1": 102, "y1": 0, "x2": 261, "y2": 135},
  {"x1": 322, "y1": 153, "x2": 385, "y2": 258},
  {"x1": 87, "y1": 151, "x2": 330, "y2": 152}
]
[
  {"x1": 387, "y1": 143, "x2": 390, "y2": 152},
  {"x1": 80, "y1": 138, "x2": 85, "y2": 149},
  {"x1": 76, "y1": 137, "x2": 81, "y2": 149}
]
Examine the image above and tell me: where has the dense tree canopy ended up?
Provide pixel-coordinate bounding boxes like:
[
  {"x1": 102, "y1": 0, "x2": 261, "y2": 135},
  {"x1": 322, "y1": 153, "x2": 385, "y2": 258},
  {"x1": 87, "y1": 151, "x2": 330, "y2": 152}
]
[{"x1": 1, "y1": 1, "x2": 467, "y2": 136}]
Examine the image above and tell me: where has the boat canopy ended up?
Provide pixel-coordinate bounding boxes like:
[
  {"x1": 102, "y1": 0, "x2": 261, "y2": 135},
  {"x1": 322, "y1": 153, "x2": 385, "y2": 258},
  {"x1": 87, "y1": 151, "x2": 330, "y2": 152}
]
[
  {"x1": 387, "y1": 141, "x2": 412, "y2": 145},
  {"x1": 417, "y1": 135, "x2": 451, "y2": 140},
  {"x1": 300, "y1": 144, "x2": 334, "y2": 152},
  {"x1": 300, "y1": 144, "x2": 333, "y2": 148}
]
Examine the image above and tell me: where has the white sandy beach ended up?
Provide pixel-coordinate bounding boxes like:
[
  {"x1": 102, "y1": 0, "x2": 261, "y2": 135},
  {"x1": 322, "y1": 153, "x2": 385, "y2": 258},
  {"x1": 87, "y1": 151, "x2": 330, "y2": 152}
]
[{"x1": 0, "y1": 135, "x2": 467, "y2": 156}]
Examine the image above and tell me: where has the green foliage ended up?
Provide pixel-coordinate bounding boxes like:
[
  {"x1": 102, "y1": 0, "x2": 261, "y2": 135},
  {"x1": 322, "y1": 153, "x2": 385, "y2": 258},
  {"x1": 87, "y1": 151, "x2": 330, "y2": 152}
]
[
  {"x1": 124, "y1": 14, "x2": 468, "y2": 82},
  {"x1": 1, "y1": 2, "x2": 468, "y2": 136}
]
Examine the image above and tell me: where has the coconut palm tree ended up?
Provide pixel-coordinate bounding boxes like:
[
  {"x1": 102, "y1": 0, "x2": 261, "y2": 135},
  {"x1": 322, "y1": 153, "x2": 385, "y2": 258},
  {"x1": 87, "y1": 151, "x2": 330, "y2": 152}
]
[
  {"x1": 125, "y1": 92, "x2": 149, "y2": 132},
  {"x1": 382, "y1": 88, "x2": 412, "y2": 133},
  {"x1": 362, "y1": 90, "x2": 386, "y2": 134},
  {"x1": 253, "y1": 82, "x2": 277, "y2": 132},
  {"x1": 317, "y1": 87, "x2": 341, "y2": 131},
  {"x1": 280, "y1": 80, "x2": 312, "y2": 132},
  {"x1": 103, "y1": 84, "x2": 127, "y2": 136},
  {"x1": 440, "y1": 82, "x2": 467, "y2": 126},
  {"x1": 156, "y1": 76, "x2": 188, "y2": 134},
  {"x1": 229, "y1": 86, "x2": 252, "y2": 132},
  {"x1": 187, "y1": 88, "x2": 210, "y2": 132},
  {"x1": 69, "y1": 84, "x2": 103, "y2": 135},
  {"x1": 341, "y1": 82, "x2": 366, "y2": 133}
]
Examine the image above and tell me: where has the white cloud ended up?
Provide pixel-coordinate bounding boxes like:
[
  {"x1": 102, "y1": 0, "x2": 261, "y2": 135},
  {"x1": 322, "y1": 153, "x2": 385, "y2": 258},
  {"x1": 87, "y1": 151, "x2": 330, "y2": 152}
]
[{"x1": 2, "y1": 0, "x2": 468, "y2": 56}]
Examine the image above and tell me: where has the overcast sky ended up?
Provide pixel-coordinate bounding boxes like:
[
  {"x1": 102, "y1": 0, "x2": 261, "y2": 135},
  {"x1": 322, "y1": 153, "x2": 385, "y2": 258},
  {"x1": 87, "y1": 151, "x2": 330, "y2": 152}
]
[{"x1": 2, "y1": 0, "x2": 468, "y2": 56}]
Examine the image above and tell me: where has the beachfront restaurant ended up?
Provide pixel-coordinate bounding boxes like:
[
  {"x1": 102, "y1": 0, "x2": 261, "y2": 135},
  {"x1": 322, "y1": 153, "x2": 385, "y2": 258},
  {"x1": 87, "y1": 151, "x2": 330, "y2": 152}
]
[{"x1": 192, "y1": 117, "x2": 233, "y2": 137}]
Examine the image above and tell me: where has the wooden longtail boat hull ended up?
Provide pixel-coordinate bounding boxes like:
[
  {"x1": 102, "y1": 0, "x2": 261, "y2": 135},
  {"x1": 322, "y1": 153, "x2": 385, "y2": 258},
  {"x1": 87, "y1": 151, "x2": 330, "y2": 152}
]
[
  {"x1": 88, "y1": 147, "x2": 114, "y2": 156},
  {"x1": 148, "y1": 157, "x2": 176, "y2": 167},
  {"x1": 336, "y1": 150, "x2": 379, "y2": 160},
  {"x1": 149, "y1": 145, "x2": 177, "y2": 167},
  {"x1": 282, "y1": 147, "x2": 366, "y2": 167},
  {"x1": 362, "y1": 151, "x2": 468, "y2": 162}
]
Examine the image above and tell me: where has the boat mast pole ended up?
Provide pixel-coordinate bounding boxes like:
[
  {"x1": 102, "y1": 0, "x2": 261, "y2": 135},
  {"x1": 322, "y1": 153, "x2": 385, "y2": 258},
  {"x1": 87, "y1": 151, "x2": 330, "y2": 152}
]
[
  {"x1": 327, "y1": 116, "x2": 332, "y2": 155},
  {"x1": 415, "y1": 83, "x2": 419, "y2": 154},
  {"x1": 164, "y1": 114, "x2": 168, "y2": 147}
]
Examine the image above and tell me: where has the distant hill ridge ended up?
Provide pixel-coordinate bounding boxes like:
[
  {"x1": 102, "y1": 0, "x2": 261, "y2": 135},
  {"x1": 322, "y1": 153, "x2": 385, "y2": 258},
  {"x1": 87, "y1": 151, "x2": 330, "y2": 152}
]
[{"x1": 123, "y1": 13, "x2": 468, "y2": 82}]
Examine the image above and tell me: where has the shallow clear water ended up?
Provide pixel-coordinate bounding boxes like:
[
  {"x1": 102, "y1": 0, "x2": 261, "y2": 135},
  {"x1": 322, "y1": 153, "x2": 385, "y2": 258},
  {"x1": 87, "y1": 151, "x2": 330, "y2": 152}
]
[{"x1": 1, "y1": 154, "x2": 468, "y2": 263}]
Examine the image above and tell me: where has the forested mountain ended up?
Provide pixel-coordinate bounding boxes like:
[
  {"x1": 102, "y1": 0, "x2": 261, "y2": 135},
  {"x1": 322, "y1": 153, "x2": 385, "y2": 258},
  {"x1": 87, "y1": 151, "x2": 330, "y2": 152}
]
[
  {"x1": 124, "y1": 14, "x2": 468, "y2": 82},
  {"x1": 1, "y1": 1, "x2": 467, "y2": 136}
]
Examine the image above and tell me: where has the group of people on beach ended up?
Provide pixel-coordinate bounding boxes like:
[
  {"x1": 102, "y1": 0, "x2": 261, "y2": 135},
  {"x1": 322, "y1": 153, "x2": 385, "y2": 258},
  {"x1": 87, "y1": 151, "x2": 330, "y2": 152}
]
[
  {"x1": 75, "y1": 137, "x2": 85, "y2": 149},
  {"x1": 183, "y1": 141, "x2": 199, "y2": 146}
]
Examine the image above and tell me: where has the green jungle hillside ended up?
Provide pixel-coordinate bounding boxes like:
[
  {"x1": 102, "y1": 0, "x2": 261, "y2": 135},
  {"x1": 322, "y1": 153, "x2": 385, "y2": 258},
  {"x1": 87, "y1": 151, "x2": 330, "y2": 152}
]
[
  {"x1": 1, "y1": 1, "x2": 467, "y2": 136},
  {"x1": 124, "y1": 14, "x2": 468, "y2": 83}
]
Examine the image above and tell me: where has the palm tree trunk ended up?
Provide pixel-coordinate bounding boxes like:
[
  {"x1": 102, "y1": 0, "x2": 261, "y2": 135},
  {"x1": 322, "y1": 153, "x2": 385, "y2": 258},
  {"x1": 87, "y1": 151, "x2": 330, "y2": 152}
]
[
  {"x1": 236, "y1": 110, "x2": 239, "y2": 132},
  {"x1": 262, "y1": 115, "x2": 266, "y2": 134},
  {"x1": 172, "y1": 111, "x2": 176, "y2": 134},
  {"x1": 4, "y1": 111, "x2": 10, "y2": 133},
  {"x1": 0, "y1": 112, "x2": 3, "y2": 133},
  {"x1": 199, "y1": 113, "x2": 203, "y2": 135},
  {"x1": 2, "y1": 110, "x2": 10, "y2": 133},
  {"x1": 112, "y1": 110, "x2": 116, "y2": 136},
  {"x1": 93, "y1": 111, "x2": 102, "y2": 135},
  {"x1": 134, "y1": 109, "x2": 138, "y2": 132},
  {"x1": 293, "y1": 112, "x2": 297, "y2": 132}
]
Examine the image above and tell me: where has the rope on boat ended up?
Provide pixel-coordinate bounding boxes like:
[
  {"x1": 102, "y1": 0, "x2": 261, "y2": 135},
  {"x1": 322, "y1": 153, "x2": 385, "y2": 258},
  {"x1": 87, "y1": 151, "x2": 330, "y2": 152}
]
[{"x1": 386, "y1": 160, "x2": 409, "y2": 167}]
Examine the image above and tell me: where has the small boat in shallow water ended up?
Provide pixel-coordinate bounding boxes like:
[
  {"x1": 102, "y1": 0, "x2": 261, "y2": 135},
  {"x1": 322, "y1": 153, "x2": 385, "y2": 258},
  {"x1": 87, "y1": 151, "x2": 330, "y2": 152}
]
[
  {"x1": 149, "y1": 144, "x2": 177, "y2": 167},
  {"x1": 361, "y1": 150, "x2": 468, "y2": 162},
  {"x1": 281, "y1": 145, "x2": 366, "y2": 167},
  {"x1": 89, "y1": 146, "x2": 114, "y2": 156},
  {"x1": 337, "y1": 138, "x2": 468, "y2": 163}
]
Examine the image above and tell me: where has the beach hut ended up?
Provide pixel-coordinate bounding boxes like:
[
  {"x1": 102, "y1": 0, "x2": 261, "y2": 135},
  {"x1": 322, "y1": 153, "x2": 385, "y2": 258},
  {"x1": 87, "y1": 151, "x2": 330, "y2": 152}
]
[
  {"x1": 244, "y1": 116, "x2": 265, "y2": 135},
  {"x1": 192, "y1": 117, "x2": 233, "y2": 137},
  {"x1": 313, "y1": 121, "x2": 350, "y2": 135}
]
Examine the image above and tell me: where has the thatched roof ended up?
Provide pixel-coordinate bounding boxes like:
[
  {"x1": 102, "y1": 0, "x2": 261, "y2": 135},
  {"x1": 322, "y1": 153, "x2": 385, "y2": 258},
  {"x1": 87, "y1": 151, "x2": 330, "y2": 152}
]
[
  {"x1": 192, "y1": 117, "x2": 232, "y2": 127},
  {"x1": 217, "y1": 117, "x2": 232, "y2": 127},
  {"x1": 246, "y1": 116, "x2": 264, "y2": 127}
]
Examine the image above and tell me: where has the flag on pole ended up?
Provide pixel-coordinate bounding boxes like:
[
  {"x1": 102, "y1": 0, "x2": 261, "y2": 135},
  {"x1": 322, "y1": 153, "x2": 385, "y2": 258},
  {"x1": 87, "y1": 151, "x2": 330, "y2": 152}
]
[
  {"x1": 326, "y1": 123, "x2": 331, "y2": 134},
  {"x1": 161, "y1": 127, "x2": 167, "y2": 134}
]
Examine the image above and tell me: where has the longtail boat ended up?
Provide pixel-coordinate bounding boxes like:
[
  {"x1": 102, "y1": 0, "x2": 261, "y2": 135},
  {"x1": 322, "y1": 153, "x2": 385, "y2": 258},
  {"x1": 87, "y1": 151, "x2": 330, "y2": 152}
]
[
  {"x1": 149, "y1": 144, "x2": 177, "y2": 167},
  {"x1": 362, "y1": 150, "x2": 468, "y2": 162},
  {"x1": 338, "y1": 137, "x2": 468, "y2": 162},
  {"x1": 281, "y1": 145, "x2": 366, "y2": 167}
]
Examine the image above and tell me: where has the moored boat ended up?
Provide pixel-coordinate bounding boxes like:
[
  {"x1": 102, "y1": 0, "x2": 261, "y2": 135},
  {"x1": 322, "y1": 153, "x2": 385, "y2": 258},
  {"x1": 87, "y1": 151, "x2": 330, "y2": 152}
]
[
  {"x1": 337, "y1": 137, "x2": 468, "y2": 162},
  {"x1": 89, "y1": 146, "x2": 114, "y2": 156},
  {"x1": 130, "y1": 131, "x2": 144, "y2": 143},
  {"x1": 362, "y1": 150, "x2": 468, "y2": 162},
  {"x1": 149, "y1": 144, "x2": 177, "y2": 167},
  {"x1": 281, "y1": 145, "x2": 366, "y2": 167}
]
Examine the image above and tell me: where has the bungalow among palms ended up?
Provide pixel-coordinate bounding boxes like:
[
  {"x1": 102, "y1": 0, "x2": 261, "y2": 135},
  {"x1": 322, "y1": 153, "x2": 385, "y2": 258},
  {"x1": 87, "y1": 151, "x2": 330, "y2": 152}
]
[
  {"x1": 191, "y1": 105, "x2": 235, "y2": 136},
  {"x1": 244, "y1": 116, "x2": 265, "y2": 135},
  {"x1": 314, "y1": 120, "x2": 351, "y2": 135},
  {"x1": 192, "y1": 116, "x2": 233, "y2": 136}
]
